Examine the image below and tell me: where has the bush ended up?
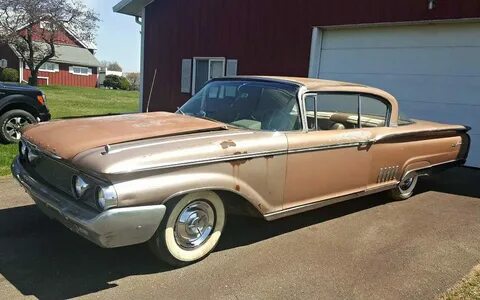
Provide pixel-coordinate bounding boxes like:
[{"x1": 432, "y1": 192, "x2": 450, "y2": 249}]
[
  {"x1": 103, "y1": 75, "x2": 131, "y2": 90},
  {"x1": 0, "y1": 68, "x2": 19, "y2": 82}
]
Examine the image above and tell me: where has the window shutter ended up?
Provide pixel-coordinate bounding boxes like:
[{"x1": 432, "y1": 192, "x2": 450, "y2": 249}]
[
  {"x1": 87, "y1": 68, "x2": 92, "y2": 75},
  {"x1": 181, "y1": 59, "x2": 192, "y2": 93},
  {"x1": 69, "y1": 66, "x2": 74, "y2": 74},
  {"x1": 226, "y1": 59, "x2": 238, "y2": 76},
  {"x1": 54, "y1": 63, "x2": 59, "y2": 72}
]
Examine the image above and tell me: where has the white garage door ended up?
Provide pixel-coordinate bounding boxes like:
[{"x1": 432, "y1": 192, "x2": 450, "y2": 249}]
[{"x1": 310, "y1": 22, "x2": 480, "y2": 166}]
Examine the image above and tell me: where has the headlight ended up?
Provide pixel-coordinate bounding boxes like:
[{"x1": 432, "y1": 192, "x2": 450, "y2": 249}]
[
  {"x1": 72, "y1": 175, "x2": 89, "y2": 199},
  {"x1": 96, "y1": 186, "x2": 118, "y2": 210},
  {"x1": 19, "y1": 141, "x2": 28, "y2": 157}
]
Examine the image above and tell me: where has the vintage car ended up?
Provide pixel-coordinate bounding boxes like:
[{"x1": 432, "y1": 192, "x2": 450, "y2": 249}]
[{"x1": 12, "y1": 76, "x2": 470, "y2": 266}]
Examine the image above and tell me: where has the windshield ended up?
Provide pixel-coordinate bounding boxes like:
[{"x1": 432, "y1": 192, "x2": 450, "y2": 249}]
[{"x1": 179, "y1": 80, "x2": 302, "y2": 131}]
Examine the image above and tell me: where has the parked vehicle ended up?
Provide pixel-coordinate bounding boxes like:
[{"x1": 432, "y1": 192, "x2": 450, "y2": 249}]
[
  {"x1": 12, "y1": 76, "x2": 470, "y2": 266},
  {"x1": 0, "y1": 82, "x2": 50, "y2": 143}
]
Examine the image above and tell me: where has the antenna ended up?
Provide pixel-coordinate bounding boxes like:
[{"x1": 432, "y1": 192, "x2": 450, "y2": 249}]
[{"x1": 146, "y1": 68, "x2": 157, "y2": 113}]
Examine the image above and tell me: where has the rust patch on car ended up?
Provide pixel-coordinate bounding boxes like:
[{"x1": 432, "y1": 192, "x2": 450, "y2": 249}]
[
  {"x1": 220, "y1": 140, "x2": 236, "y2": 149},
  {"x1": 235, "y1": 184, "x2": 240, "y2": 191},
  {"x1": 230, "y1": 158, "x2": 250, "y2": 167},
  {"x1": 233, "y1": 151, "x2": 248, "y2": 155}
]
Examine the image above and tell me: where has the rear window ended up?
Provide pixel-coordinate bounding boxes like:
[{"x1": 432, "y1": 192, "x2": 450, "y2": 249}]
[{"x1": 398, "y1": 112, "x2": 415, "y2": 126}]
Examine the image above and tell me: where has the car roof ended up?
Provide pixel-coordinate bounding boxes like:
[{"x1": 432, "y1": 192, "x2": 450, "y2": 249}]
[{"x1": 250, "y1": 76, "x2": 366, "y2": 89}]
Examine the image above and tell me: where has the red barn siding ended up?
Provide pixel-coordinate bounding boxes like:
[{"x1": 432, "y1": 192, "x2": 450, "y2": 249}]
[
  {"x1": 23, "y1": 64, "x2": 98, "y2": 87},
  {"x1": 143, "y1": 0, "x2": 480, "y2": 112},
  {"x1": 19, "y1": 23, "x2": 82, "y2": 47}
]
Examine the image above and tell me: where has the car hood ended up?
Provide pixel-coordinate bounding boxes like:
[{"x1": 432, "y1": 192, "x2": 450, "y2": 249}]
[{"x1": 22, "y1": 112, "x2": 227, "y2": 160}]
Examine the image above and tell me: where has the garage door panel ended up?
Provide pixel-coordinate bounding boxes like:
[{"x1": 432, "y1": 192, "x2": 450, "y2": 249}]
[
  {"x1": 462, "y1": 135, "x2": 480, "y2": 167},
  {"x1": 320, "y1": 47, "x2": 480, "y2": 76},
  {"x1": 399, "y1": 102, "x2": 480, "y2": 135},
  {"x1": 322, "y1": 23, "x2": 480, "y2": 49},
  {"x1": 318, "y1": 72, "x2": 480, "y2": 106}
]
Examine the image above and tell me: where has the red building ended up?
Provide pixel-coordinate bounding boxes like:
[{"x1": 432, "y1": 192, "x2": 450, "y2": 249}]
[
  {"x1": 115, "y1": 0, "x2": 480, "y2": 166},
  {"x1": 0, "y1": 23, "x2": 100, "y2": 87}
]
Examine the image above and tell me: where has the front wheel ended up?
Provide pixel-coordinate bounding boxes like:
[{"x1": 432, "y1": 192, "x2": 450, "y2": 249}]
[
  {"x1": 389, "y1": 173, "x2": 418, "y2": 201},
  {"x1": 149, "y1": 191, "x2": 226, "y2": 267},
  {"x1": 0, "y1": 109, "x2": 36, "y2": 143}
]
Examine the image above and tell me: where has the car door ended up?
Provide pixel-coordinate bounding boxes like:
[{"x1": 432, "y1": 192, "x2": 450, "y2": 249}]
[{"x1": 283, "y1": 92, "x2": 374, "y2": 209}]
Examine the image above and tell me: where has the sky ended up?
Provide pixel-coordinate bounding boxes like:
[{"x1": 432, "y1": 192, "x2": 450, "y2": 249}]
[{"x1": 81, "y1": 0, "x2": 141, "y2": 72}]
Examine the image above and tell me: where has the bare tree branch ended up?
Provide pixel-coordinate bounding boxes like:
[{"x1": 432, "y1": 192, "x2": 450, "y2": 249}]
[{"x1": 0, "y1": 0, "x2": 99, "y2": 85}]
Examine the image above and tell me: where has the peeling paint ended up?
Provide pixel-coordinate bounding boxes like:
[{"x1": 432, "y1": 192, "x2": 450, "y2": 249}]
[{"x1": 220, "y1": 140, "x2": 236, "y2": 149}]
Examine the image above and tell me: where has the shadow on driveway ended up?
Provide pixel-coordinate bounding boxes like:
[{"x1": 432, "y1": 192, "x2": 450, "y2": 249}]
[{"x1": 0, "y1": 167, "x2": 478, "y2": 299}]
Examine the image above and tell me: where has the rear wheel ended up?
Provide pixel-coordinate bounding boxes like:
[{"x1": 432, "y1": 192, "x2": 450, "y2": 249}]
[
  {"x1": 149, "y1": 191, "x2": 226, "y2": 267},
  {"x1": 389, "y1": 173, "x2": 418, "y2": 200},
  {"x1": 0, "y1": 110, "x2": 36, "y2": 143}
]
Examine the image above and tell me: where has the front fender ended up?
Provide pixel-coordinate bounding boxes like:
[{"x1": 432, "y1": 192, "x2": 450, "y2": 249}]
[{"x1": 113, "y1": 169, "x2": 276, "y2": 215}]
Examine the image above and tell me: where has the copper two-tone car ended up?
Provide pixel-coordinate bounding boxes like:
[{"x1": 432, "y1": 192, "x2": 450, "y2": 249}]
[{"x1": 11, "y1": 76, "x2": 470, "y2": 266}]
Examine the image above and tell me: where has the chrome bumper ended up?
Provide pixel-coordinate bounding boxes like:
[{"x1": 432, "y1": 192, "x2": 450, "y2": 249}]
[{"x1": 11, "y1": 157, "x2": 166, "y2": 248}]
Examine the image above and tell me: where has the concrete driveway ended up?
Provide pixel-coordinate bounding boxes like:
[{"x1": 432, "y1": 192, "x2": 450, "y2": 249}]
[{"x1": 0, "y1": 167, "x2": 479, "y2": 299}]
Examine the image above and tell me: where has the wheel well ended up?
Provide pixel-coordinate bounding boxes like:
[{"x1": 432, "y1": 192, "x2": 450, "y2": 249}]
[
  {"x1": 215, "y1": 190, "x2": 264, "y2": 218},
  {"x1": 0, "y1": 103, "x2": 38, "y2": 119},
  {"x1": 163, "y1": 189, "x2": 264, "y2": 219}
]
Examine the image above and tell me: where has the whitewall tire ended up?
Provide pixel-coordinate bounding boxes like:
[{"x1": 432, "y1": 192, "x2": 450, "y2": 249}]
[
  {"x1": 390, "y1": 173, "x2": 418, "y2": 201},
  {"x1": 149, "y1": 191, "x2": 226, "y2": 267}
]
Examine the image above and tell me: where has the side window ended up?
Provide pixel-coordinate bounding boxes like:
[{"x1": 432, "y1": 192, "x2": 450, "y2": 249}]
[
  {"x1": 305, "y1": 94, "x2": 317, "y2": 130},
  {"x1": 360, "y1": 95, "x2": 389, "y2": 127},
  {"x1": 315, "y1": 93, "x2": 359, "y2": 130}
]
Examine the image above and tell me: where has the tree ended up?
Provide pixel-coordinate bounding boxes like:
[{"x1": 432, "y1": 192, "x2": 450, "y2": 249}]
[
  {"x1": 0, "y1": 68, "x2": 19, "y2": 82},
  {"x1": 100, "y1": 60, "x2": 123, "y2": 72},
  {"x1": 103, "y1": 75, "x2": 130, "y2": 90},
  {"x1": 0, "y1": 0, "x2": 99, "y2": 86},
  {"x1": 125, "y1": 72, "x2": 140, "y2": 90},
  {"x1": 107, "y1": 62, "x2": 122, "y2": 72}
]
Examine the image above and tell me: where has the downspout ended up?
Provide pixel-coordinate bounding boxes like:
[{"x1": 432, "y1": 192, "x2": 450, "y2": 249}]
[
  {"x1": 136, "y1": 12, "x2": 145, "y2": 112},
  {"x1": 19, "y1": 60, "x2": 24, "y2": 83}
]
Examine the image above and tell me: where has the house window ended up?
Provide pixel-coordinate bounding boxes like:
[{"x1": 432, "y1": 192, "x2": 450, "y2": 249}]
[
  {"x1": 39, "y1": 62, "x2": 59, "y2": 72},
  {"x1": 181, "y1": 58, "x2": 238, "y2": 94},
  {"x1": 69, "y1": 66, "x2": 92, "y2": 76},
  {"x1": 39, "y1": 21, "x2": 58, "y2": 30},
  {"x1": 192, "y1": 58, "x2": 225, "y2": 94}
]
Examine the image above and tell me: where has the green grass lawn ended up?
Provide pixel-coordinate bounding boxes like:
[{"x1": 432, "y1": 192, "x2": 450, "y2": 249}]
[{"x1": 0, "y1": 85, "x2": 139, "y2": 176}]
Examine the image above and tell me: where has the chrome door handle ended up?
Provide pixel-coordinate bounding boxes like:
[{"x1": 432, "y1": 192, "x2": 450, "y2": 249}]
[{"x1": 358, "y1": 139, "x2": 375, "y2": 148}]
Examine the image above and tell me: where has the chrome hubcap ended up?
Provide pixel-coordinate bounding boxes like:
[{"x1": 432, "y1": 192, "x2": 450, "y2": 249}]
[
  {"x1": 399, "y1": 177, "x2": 414, "y2": 192},
  {"x1": 174, "y1": 201, "x2": 215, "y2": 249},
  {"x1": 5, "y1": 117, "x2": 29, "y2": 140}
]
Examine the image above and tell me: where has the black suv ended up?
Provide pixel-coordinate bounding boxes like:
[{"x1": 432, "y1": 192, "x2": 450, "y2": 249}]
[{"x1": 0, "y1": 82, "x2": 51, "y2": 143}]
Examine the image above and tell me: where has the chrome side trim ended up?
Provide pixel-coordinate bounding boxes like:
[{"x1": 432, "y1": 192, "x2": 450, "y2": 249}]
[
  {"x1": 109, "y1": 141, "x2": 363, "y2": 174},
  {"x1": 264, "y1": 183, "x2": 397, "y2": 221},
  {"x1": 111, "y1": 149, "x2": 289, "y2": 174},
  {"x1": 377, "y1": 165, "x2": 399, "y2": 183},
  {"x1": 287, "y1": 142, "x2": 360, "y2": 154},
  {"x1": 401, "y1": 159, "x2": 464, "y2": 180}
]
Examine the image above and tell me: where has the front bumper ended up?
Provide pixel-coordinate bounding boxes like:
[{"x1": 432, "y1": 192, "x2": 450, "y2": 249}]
[
  {"x1": 11, "y1": 158, "x2": 166, "y2": 248},
  {"x1": 38, "y1": 111, "x2": 51, "y2": 122}
]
